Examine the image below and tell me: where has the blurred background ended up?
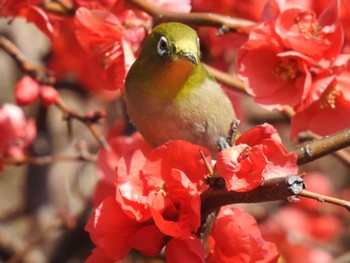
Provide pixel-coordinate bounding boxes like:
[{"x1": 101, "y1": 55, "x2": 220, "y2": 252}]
[{"x1": 0, "y1": 5, "x2": 350, "y2": 262}]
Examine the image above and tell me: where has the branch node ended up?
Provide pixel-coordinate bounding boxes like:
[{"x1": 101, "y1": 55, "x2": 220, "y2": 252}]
[{"x1": 286, "y1": 175, "x2": 305, "y2": 195}]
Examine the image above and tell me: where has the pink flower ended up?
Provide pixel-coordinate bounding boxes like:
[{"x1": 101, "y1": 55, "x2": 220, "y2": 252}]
[
  {"x1": 0, "y1": 103, "x2": 36, "y2": 161},
  {"x1": 15, "y1": 76, "x2": 58, "y2": 107}
]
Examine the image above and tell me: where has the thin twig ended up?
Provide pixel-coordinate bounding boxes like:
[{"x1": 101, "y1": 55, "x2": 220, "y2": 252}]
[
  {"x1": 0, "y1": 35, "x2": 55, "y2": 85},
  {"x1": 126, "y1": 0, "x2": 255, "y2": 32},
  {"x1": 40, "y1": 0, "x2": 75, "y2": 15},
  {"x1": 5, "y1": 210, "x2": 76, "y2": 263},
  {"x1": 6, "y1": 220, "x2": 63, "y2": 263},
  {"x1": 205, "y1": 64, "x2": 246, "y2": 93},
  {"x1": 299, "y1": 190, "x2": 350, "y2": 212},
  {"x1": 199, "y1": 149, "x2": 213, "y2": 175},
  {"x1": 55, "y1": 98, "x2": 111, "y2": 151},
  {"x1": 0, "y1": 35, "x2": 110, "y2": 150},
  {"x1": 1, "y1": 154, "x2": 97, "y2": 166}
]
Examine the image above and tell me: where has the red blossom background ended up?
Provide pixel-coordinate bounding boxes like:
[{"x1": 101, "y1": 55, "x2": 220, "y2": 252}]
[{"x1": 0, "y1": 0, "x2": 349, "y2": 262}]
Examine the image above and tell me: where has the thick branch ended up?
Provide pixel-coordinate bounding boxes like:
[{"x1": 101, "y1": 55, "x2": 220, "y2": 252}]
[
  {"x1": 292, "y1": 127, "x2": 350, "y2": 165},
  {"x1": 126, "y1": 0, "x2": 255, "y2": 32},
  {"x1": 201, "y1": 175, "x2": 304, "y2": 221}
]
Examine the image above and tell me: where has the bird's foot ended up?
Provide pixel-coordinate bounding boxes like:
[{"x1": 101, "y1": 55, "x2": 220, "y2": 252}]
[
  {"x1": 226, "y1": 119, "x2": 240, "y2": 146},
  {"x1": 217, "y1": 136, "x2": 230, "y2": 152}
]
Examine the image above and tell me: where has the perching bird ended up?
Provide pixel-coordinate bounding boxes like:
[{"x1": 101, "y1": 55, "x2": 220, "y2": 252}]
[{"x1": 124, "y1": 22, "x2": 235, "y2": 157}]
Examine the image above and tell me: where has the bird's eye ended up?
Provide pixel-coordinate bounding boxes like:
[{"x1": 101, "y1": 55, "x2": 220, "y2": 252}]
[{"x1": 157, "y1": 36, "x2": 168, "y2": 56}]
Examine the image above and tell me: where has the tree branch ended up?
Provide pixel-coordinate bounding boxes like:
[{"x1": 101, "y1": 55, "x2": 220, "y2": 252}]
[
  {"x1": 200, "y1": 175, "x2": 305, "y2": 221},
  {"x1": 292, "y1": 126, "x2": 350, "y2": 165},
  {"x1": 126, "y1": 0, "x2": 255, "y2": 32},
  {"x1": 0, "y1": 35, "x2": 110, "y2": 151},
  {"x1": 0, "y1": 35, "x2": 55, "y2": 85},
  {"x1": 204, "y1": 64, "x2": 246, "y2": 93},
  {"x1": 55, "y1": 98, "x2": 112, "y2": 151},
  {"x1": 299, "y1": 190, "x2": 350, "y2": 212}
]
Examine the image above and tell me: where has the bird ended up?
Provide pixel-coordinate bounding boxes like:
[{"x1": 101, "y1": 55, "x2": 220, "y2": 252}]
[{"x1": 124, "y1": 22, "x2": 235, "y2": 157}]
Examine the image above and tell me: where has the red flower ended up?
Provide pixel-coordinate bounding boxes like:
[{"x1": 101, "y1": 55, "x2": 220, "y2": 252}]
[
  {"x1": 208, "y1": 207, "x2": 279, "y2": 263},
  {"x1": 0, "y1": 1, "x2": 58, "y2": 38},
  {"x1": 236, "y1": 124, "x2": 298, "y2": 178},
  {"x1": 87, "y1": 140, "x2": 209, "y2": 261},
  {"x1": 85, "y1": 196, "x2": 166, "y2": 261},
  {"x1": 74, "y1": 7, "x2": 138, "y2": 91},
  {"x1": 274, "y1": 1, "x2": 343, "y2": 66},
  {"x1": 165, "y1": 235, "x2": 205, "y2": 263},
  {"x1": 143, "y1": 140, "x2": 211, "y2": 193},
  {"x1": 115, "y1": 149, "x2": 152, "y2": 222},
  {"x1": 291, "y1": 68, "x2": 350, "y2": 137},
  {"x1": 260, "y1": 205, "x2": 341, "y2": 263},
  {"x1": 216, "y1": 144, "x2": 267, "y2": 192},
  {"x1": 85, "y1": 247, "x2": 114, "y2": 263},
  {"x1": 146, "y1": 168, "x2": 201, "y2": 239},
  {"x1": 115, "y1": 140, "x2": 208, "y2": 236},
  {"x1": 237, "y1": 22, "x2": 312, "y2": 110},
  {"x1": 94, "y1": 130, "x2": 151, "y2": 207},
  {"x1": 217, "y1": 124, "x2": 298, "y2": 192},
  {"x1": 15, "y1": 76, "x2": 58, "y2": 107}
]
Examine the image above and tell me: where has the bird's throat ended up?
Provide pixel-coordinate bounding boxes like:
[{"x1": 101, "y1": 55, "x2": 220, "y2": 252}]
[{"x1": 153, "y1": 58, "x2": 196, "y2": 101}]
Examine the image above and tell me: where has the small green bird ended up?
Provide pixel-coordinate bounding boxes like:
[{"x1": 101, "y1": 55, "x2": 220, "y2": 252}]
[{"x1": 124, "y1": 22, "x2": 235, "y2": 157}]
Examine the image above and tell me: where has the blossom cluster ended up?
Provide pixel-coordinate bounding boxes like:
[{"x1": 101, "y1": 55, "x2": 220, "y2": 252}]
[
  {"x1": 0, "y1": 0, "x2": 347, "y2": 262},
  {"x1": 87, "y1": 124, "x2": 296, "y2": 262},
  {"x1": 237, "y1": 0, "x2": 350, "y2": 137}
]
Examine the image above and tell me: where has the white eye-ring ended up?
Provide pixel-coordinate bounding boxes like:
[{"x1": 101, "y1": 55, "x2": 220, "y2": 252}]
[{"x1": 157, "y1": 36, "x2": 168, "y2": 56}]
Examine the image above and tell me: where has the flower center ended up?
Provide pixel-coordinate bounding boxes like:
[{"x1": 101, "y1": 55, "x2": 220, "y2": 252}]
[
  {"x1": 93, "y1": 41, "x2": 121, "y2": 69},
  {"x1": 153, "y1": 182, "x2": 168, "y2": 197},
  {"x1": 320, "y1": 86, "x2": 341, "y2": 109},
  {"x1": 295, "y1": 12, "x2": 322, "y2": 38},
  {"x1": 273, "y1": 59, "x2": 299, "y2": 81},
  {"x1": 237, "y1": 146, "x2": 252, "y2": 163}
]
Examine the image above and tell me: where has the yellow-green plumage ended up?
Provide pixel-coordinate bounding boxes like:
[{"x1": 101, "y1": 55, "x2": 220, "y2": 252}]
[{"x1": 124, "y1": 22, "x2": 235, "y2": 157}]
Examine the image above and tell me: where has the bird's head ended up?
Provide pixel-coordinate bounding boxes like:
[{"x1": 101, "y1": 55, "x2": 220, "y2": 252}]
[{"x1": 139, "y1": 22, "x2": 200, "y2": 66}]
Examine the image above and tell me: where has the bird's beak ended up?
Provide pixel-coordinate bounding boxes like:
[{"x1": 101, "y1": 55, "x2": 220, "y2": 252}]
[{"x1": 179, "y1": 50, "x2": 198, "y2": 65}]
